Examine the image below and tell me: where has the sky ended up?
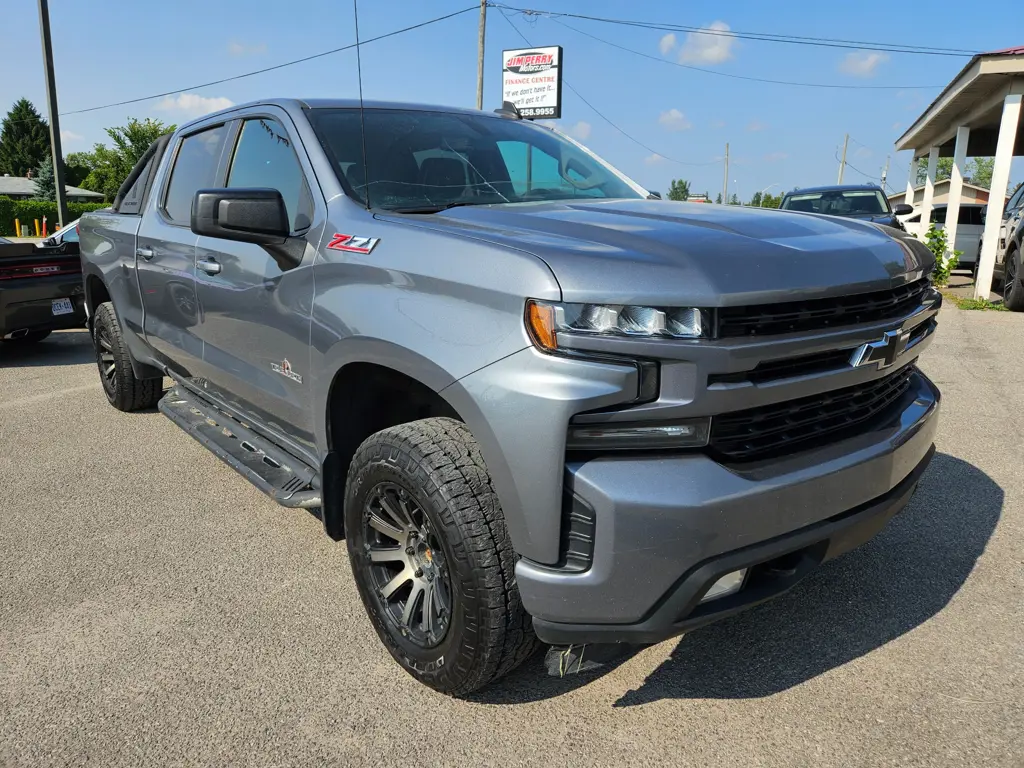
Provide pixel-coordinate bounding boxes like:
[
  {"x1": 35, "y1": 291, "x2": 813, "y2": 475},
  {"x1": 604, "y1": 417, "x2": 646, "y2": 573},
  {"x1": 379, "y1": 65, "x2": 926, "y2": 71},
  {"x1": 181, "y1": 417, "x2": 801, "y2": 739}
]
[{"x1": 4, "y1": 0, "x2": 1022, "y2": 200}]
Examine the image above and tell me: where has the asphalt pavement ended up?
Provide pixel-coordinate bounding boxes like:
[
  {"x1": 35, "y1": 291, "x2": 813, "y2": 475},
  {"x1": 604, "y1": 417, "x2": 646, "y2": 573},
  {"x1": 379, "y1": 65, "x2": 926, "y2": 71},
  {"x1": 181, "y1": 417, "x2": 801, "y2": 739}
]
[{"x1": 1, "y1": 308, "x2": 1021, "y2": 767}]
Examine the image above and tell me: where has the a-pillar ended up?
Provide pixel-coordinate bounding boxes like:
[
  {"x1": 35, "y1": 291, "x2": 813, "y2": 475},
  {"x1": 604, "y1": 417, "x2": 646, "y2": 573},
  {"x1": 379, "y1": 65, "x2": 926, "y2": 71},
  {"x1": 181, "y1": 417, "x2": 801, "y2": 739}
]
[
  {"x1": 944, "y1": 126, "x2": 971, "y2": 267},
  {"x1": 920, "y1": 146, "x2": 940, "y2": 235},
  {"x1": 976, "y1": 93, "x2": 1023, "y2": 300}
]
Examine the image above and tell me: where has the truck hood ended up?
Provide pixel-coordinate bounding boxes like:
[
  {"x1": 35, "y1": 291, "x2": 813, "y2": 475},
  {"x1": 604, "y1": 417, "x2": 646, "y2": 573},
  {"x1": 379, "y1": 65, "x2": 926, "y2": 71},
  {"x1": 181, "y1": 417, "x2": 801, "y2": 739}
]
[{"x1": 392, "y1": 199, "x2": 931, "y2": 306}]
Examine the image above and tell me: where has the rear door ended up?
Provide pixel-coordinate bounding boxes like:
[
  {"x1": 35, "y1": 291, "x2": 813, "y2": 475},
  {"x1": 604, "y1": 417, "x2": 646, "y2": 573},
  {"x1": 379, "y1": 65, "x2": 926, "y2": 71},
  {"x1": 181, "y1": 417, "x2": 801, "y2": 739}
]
[
  {"x1": 136, "y1": 121, "x2": 232, "y2": 377},
  {"x1": 192, "y1": 109, "x2": 323, "y2": 452}
]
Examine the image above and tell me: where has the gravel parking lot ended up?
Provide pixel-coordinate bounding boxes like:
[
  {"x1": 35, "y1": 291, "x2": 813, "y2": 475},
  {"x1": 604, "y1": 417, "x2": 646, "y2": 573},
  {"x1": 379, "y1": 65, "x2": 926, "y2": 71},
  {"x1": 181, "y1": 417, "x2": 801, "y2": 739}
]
[{"x1": 1, "y1": 305, "x2": 1021, "y2": 767}]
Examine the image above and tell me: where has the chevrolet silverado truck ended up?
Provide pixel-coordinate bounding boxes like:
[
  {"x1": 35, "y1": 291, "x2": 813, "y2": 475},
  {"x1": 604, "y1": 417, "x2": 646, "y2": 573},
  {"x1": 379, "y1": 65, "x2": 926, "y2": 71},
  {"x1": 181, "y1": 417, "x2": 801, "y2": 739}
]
[{"x1": 79, "y1": 99, "x2": 942, "y2": 695}]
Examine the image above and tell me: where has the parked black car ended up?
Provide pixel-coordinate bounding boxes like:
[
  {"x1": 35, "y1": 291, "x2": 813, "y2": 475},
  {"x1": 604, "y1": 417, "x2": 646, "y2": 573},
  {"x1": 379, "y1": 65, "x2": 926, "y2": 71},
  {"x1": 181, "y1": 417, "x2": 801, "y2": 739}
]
[
  {"x1": 0, "y1": 237, "x2": 85, "y2": 345},
  {"x1": 781, "y1": 184, "x2": 912, "y2": 230}
]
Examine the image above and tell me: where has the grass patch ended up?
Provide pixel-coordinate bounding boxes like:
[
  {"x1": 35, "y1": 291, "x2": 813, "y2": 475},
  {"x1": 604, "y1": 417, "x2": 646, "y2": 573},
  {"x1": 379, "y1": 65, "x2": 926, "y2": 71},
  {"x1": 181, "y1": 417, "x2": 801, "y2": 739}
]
[{"x1": 939, "y1": 288, "x2": 1009, "y2": 311}]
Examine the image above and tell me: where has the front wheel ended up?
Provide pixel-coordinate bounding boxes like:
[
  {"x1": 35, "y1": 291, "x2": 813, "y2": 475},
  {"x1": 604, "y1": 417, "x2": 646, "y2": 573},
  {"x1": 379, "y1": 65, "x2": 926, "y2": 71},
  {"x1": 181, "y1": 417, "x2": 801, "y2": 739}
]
[
  {"x1": 344, "y1": 417, "x2": 538, "y2": 695},
  {"x1": 92, "y1": 302, "x2": 163, "y2": 411},
  {"x1": 1003, "y1": 250, "x2": 1024, "y2": 311}
]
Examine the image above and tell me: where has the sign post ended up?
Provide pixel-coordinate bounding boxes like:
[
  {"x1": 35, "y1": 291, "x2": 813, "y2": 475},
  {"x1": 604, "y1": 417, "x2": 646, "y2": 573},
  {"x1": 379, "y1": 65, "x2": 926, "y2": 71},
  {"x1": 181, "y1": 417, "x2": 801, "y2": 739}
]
[{"x1": 501, "y1": 46, "x2": 563, "y2": 120}]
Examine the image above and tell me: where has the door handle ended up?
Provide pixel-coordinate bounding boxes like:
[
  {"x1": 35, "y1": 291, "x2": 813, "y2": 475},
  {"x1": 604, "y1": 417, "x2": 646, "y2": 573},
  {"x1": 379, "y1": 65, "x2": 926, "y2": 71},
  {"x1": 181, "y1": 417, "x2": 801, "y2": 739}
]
[
  {"x1": 197, "y1": 258, "x2": 222, "y2": 276},
  {"x1": 136, "y1": 247, "x2": 155, "y2": 260}
]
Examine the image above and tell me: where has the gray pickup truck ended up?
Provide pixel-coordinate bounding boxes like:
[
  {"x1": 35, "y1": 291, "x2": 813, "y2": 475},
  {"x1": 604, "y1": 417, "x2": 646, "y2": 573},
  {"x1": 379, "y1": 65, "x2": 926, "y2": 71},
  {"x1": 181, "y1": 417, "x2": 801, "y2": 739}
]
[{"x1": 80, "y1": 98, "x2": 941, "y2": 695}]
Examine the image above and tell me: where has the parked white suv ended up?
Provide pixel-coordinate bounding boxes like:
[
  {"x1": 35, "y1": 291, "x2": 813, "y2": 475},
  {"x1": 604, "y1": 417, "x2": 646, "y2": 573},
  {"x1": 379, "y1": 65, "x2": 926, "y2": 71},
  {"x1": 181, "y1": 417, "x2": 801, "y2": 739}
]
[{"x1": 904, "y1": 204, "x2": 985, "y2": 268}]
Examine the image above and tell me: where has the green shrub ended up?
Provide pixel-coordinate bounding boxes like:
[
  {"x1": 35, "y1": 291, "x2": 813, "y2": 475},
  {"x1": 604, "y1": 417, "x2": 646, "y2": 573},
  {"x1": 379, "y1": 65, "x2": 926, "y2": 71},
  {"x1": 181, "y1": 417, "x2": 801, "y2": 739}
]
[
  {"x1": 0, "y1": 196, "x2": 108, "y2": 236},
  {"x1": 921, "y1": 223, "x2": 960, "y2": 286}
]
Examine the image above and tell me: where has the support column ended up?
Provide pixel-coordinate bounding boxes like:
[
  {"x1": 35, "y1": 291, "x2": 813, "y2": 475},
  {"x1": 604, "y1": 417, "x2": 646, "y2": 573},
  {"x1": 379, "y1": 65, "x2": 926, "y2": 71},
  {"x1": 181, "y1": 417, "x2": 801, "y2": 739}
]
[
  {"x1": 976, "y1": 94, "x2": 1023, "y2": 300},
  {"x1": 920, "y1": 146, "x2": 940, "y2": 235},
  {"x1": 905, "y1": 154, "x2": 919, "y2": 236},
  {"x1": 945, "y1": 126, "x2": 970, "y2": 266}
]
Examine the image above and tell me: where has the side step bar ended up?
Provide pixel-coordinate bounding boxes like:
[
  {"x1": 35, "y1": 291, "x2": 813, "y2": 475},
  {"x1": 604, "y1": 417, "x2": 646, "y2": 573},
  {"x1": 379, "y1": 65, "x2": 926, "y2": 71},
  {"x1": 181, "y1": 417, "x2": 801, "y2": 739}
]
[{"x1": 159, "y1": 385, "x2": 321, "y2": 509}]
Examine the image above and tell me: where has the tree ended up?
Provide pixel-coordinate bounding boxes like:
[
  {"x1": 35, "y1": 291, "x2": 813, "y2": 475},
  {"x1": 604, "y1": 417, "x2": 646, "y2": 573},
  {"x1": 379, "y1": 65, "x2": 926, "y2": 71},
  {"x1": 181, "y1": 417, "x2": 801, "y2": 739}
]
[
  {"x1": 0, "y1": 98, "x2": 51, "y2": 177},
  {"x1": 64, "y1": 151, "x2": 93, "y2": 187},
  {"x1": 970, "y1": 157, "x2": 994, "y2": 190},
  {"x1": 32, "y1": 157, "x2": 56, "y2": 201},
  {"x1": 77, "y1": 118, "x2": 174, "y2": 201},
  {"x1": 760, "y1": 192, "x2": 783, "y2": 209},
  {"x1": 749, "y1": 191, "x2": 762, "y2": 207},
  {"x1": 715, "y1": 192, "x2": 723, "y2": 204},
  {"x1": 667, "y1": 178, "x2": 690, "y2": 201},
  {"x1": 729, "y1": 193, "x2": 740, "y2": 205}
]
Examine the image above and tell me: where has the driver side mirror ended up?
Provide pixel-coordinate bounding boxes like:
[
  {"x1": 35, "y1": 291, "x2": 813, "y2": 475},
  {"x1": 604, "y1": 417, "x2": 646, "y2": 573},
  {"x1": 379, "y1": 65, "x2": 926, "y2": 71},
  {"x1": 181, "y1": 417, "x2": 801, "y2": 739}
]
[
  {"x1": 893, "y1": 204, "x2": 914, "y2": 216},
  {"x1": 647, "y1": 191, "x2": 662, "y2": 200},
  {"x1": 191, "y1": 188, "x2": 290, "y2": 245}
]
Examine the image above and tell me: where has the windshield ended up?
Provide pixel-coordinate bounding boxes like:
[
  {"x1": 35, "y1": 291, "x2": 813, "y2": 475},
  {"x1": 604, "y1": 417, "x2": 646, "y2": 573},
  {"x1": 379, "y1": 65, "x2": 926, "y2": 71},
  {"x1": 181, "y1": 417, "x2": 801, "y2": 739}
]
[
  {"x1": 781, "y1": 189, "x2": 890, "y2": 216},
  {"x1": 307, "y1": 108, "x2": 644, "y2": 211}
]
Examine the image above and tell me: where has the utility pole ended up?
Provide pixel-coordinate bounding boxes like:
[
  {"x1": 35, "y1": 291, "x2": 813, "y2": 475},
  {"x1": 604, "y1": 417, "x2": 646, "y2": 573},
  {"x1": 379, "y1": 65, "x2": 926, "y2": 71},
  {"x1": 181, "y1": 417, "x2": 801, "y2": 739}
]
[
  {"x1": 837, "y1": 133, "x2": 849, "y2": 185},
  {"x1": 37, "y1": 0, "x2": 69, "y2": 228},
  {"x1": 475, "y1": 0, "x2": 487, "y2": 110},
  {"x1": 881, "y1": 155, "x2": 890, "y2": 191},
  {"x1": 722, "y1": 143, "x2": 729, "y2": 204}
]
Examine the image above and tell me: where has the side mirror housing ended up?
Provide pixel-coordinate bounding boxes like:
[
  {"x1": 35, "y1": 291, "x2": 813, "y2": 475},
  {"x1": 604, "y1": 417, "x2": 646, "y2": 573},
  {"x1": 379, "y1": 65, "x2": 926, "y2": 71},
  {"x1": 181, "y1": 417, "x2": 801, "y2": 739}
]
[
  {"x1": 893, "y1": 203, "x2": 914, "y2": 216},
  {"x1": 191, "y1": 188, "x2": 289, "y2": 245},
  {"x1": 647, "y1": 191, "x2": 662, "y2": 200}
]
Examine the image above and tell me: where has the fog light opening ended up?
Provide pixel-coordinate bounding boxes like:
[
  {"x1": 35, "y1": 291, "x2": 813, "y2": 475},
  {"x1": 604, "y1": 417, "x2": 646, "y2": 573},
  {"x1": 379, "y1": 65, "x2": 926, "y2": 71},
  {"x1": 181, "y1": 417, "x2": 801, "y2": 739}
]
[{"x1": 699, "y1": 568, "x2": 748, "y2": 604}]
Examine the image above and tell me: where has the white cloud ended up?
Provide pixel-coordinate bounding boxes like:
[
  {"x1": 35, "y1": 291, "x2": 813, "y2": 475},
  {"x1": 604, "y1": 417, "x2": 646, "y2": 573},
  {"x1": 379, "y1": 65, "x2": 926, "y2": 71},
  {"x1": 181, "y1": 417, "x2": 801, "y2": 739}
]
[
  {"x1": 711, "y1": 119, "x2": 726, "y2": 129},
  {"x1": 763, "y1": 151, "x2": 788, "y2": 162},
  {"x1": 659, "y1": 33, "x2": 676, "y2": 55},
  {"x1": 228, "y1": 41, "x2": 267, "y2": 56},
  {"x1": 155, "y1": 93, "x2": 234, "y2": 118},
  {"x1": 567, "y1": 121, "x2": 591, "y2": 141},
  {"x1": 891, "y1": 121, "x2": 903, "y2": 131},
  {"x1": 746, "y1": 120, "x2": 768, "y2": 132},
  {"x1": 678, "y1": 21, "x2": 736, "y2": 65},
  {"x1": 60, "y1": 130, "x2": 83, "y2": 143},
  {"x1": 854, "y1": 146, "x2": 872, "y2": 159},
  {"x1": 839, "y1": 51, "x2": 889, "y2": 78},
  {"x1": 645, "y1": 153, "x2": 668, "y2": 166},
  {"x1": 658, "y1": 109, "x2": 692, "y2": 132}
]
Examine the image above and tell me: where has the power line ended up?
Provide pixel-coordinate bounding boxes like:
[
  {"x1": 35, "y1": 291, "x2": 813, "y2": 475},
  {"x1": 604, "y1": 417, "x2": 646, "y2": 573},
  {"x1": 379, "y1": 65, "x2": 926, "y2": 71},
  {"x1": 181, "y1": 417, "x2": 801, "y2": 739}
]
[
  {"x1": 493, "y1": 4, "x2": 979, "y2": 57},
  {"x1": 545, "y1": 15, "x2": 945, "y2": 91},
  {"x1": 499, "y1": 10, "x2": 719, "y2": 166},
  {"x1": 2, "y1": 5, "x2": 477, "y2": 128}
]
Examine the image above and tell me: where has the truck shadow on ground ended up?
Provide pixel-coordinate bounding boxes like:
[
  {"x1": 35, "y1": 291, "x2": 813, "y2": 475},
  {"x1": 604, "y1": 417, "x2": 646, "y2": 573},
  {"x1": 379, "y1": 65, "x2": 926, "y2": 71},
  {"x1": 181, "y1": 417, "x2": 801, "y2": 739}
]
[
  {"x1": 0, "y1": 329, "x2": 94, "y2": 367},
  {"x1": 473, "y1": 452, "x2": 1001, "y2": 706}
]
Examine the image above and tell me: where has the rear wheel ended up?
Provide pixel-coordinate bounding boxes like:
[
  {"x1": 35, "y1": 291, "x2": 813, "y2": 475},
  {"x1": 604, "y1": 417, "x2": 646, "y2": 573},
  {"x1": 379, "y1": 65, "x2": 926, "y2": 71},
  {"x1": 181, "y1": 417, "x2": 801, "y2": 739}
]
[
  {"x1": 1, "y1": 329, "x2": 51, "y2": 345},
  {"x1": 344, "y1": 417, "x2": 538, "y2": 696},
  {"x1": 93, "y1": 302, "x2": 163, "y2": 411},
  {"x1": 1003, "y1": 249, "x2": 1024, "y2": 311}
]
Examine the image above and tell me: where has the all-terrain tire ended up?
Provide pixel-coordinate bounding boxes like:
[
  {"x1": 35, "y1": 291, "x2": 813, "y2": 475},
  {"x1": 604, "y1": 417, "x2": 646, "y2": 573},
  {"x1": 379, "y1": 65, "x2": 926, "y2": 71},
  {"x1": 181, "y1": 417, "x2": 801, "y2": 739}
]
[
  {"x1": 344, "y1": 417, "x2": 539, "y2": 696},
  {"x1": 93, "y1": 302, "x2": 163, "y2": 411},
  {"x1": 1003, "y1": 248, "x2": 1024, "y2": 312},
  {"x1": 1, "y1": 330, "x2": 51, "y2": 345}
]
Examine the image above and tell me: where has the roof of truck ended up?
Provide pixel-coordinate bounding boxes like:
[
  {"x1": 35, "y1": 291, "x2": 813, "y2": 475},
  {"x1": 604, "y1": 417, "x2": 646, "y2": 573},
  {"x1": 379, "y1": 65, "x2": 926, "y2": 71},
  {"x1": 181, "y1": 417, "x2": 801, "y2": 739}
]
[{"x1": 784, "y1": 184, "x2": 885, "y2": 196}]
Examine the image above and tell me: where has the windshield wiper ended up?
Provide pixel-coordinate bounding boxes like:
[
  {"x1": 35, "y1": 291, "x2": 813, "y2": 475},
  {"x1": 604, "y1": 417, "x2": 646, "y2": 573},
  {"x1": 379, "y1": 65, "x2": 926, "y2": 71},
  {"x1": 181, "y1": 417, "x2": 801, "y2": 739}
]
[{"x1": 391, "y1": 201, "x2": 484, "y2": 214}]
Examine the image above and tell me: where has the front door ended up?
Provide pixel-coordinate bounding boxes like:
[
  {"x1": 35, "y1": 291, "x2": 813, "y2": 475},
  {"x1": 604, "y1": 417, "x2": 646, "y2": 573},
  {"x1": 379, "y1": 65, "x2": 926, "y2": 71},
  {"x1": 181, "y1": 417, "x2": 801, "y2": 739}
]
[
  {"x1": 136, "y1": 121, "x2": 232, "y2": 378},
  {"x1": 193, "y1": 112, "x2": 322, "y2": 453}
]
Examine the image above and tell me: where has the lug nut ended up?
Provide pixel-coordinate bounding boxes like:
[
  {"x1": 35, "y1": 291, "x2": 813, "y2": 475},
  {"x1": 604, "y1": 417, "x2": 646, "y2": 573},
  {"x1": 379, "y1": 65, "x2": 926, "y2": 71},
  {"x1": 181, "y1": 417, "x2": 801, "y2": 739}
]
[
  {"x1": 414, "y1": 567, "x2": 423, "y2": 578},
  {"x1": 405, "y1": 546, "x2": 415, "y2": 555}
]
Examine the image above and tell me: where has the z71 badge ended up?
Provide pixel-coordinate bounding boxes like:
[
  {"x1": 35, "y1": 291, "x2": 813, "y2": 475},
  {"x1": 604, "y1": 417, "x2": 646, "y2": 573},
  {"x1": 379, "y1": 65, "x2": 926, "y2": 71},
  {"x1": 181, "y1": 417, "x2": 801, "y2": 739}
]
[{"x1": 326, "y1": 233, "x2": 380, "y2": 254}]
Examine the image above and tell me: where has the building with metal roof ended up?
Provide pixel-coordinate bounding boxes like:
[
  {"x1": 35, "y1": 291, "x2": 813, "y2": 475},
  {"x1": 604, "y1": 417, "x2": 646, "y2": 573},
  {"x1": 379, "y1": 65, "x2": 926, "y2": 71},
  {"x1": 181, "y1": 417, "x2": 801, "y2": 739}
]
[
  {"x1": 895, "y1": 45, "x2": 1023, "y2": 300},
  {"x1": 0, "y1": 174, "x2": 104, "y2": 201}
]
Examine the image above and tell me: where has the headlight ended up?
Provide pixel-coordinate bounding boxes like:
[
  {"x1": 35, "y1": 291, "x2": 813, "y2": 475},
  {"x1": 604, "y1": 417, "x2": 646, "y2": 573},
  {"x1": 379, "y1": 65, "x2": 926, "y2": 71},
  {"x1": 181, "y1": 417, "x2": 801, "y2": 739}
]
[
  {"x1": 567, "y1": 418, "x2": 710, "y2": 450},
  {"x1": 526, "y1": 300, "x2": 708, "y2": 351}
]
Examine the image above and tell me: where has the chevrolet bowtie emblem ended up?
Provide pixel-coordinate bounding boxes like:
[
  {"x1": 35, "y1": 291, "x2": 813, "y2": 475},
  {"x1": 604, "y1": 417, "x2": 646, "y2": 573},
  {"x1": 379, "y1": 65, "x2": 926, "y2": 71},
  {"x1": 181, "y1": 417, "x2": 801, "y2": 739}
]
[{"x1": 850, "y1": 328, "x2": 911, "y2": 370}]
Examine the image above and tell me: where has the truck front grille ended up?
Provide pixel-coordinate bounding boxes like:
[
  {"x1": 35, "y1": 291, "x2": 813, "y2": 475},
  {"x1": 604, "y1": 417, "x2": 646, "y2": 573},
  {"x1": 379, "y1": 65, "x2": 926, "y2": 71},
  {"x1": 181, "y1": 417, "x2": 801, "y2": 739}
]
[
  {"x1": 716, "y1": 278, "x2": 930, "y2": 337},
  {"x1": 709, "y1": 365, "x2": 916, "y2": 461}
]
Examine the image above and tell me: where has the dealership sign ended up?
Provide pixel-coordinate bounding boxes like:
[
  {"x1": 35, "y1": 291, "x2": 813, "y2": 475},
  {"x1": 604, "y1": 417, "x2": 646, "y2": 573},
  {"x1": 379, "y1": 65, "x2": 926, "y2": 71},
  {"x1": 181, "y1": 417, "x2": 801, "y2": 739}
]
[{"x1": 501, "y1": 46, "x2": 563, "y2": 119}]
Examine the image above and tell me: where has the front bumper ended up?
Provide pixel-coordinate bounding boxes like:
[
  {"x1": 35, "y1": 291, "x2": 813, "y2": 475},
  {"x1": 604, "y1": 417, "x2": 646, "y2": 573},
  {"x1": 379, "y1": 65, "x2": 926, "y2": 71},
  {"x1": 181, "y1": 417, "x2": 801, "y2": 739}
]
[
  {"x1": 519, "y1": 370, "x2": 940, "y2": 645},
  {"x1": 0, "y1": 277, "x2": 86, "y2": 336}
]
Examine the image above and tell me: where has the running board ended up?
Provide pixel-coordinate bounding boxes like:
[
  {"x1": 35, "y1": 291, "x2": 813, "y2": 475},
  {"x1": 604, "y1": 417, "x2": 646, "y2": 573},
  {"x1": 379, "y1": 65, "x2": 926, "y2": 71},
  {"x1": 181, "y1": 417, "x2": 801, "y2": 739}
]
[{"x1": 159, "y1": 385, "x2": 321, "y2": 509}]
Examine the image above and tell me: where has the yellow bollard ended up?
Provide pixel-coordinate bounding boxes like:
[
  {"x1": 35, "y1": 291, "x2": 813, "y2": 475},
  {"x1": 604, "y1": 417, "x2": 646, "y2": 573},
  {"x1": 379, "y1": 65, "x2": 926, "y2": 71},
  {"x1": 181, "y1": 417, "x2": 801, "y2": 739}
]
[
  {"x1": 34, "y1": 219, "x2": 40, "y2": 237},
  {"x1": 14, "y1": 218, "x2": 19, "y2": 238}
]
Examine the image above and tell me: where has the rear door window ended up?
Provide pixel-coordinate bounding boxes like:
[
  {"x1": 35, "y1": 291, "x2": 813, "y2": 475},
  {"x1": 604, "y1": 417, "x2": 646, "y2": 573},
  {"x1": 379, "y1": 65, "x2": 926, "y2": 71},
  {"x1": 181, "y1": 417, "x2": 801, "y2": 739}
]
[{"x1": 163, "y1": 125, "x2": 229, "y2": 224}]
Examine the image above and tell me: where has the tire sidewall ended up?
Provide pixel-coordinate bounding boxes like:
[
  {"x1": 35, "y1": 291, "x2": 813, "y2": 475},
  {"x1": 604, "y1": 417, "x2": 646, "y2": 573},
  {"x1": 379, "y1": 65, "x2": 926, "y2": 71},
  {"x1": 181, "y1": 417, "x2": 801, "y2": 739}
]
[
  {"x1": 345, "y1": 440, "x2": 490, "y2": 693},
  {"x1": 93, "y1": 305, "x2": 120, "y2": 405}
]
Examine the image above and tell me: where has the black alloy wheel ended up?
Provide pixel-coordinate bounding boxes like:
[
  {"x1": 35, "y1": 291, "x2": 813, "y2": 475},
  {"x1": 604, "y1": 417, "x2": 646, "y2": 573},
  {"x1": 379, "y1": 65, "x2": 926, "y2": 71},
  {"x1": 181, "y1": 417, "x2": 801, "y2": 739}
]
[{"x1": 362, "y1": 482, "x2": 452, "y2": 647}]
